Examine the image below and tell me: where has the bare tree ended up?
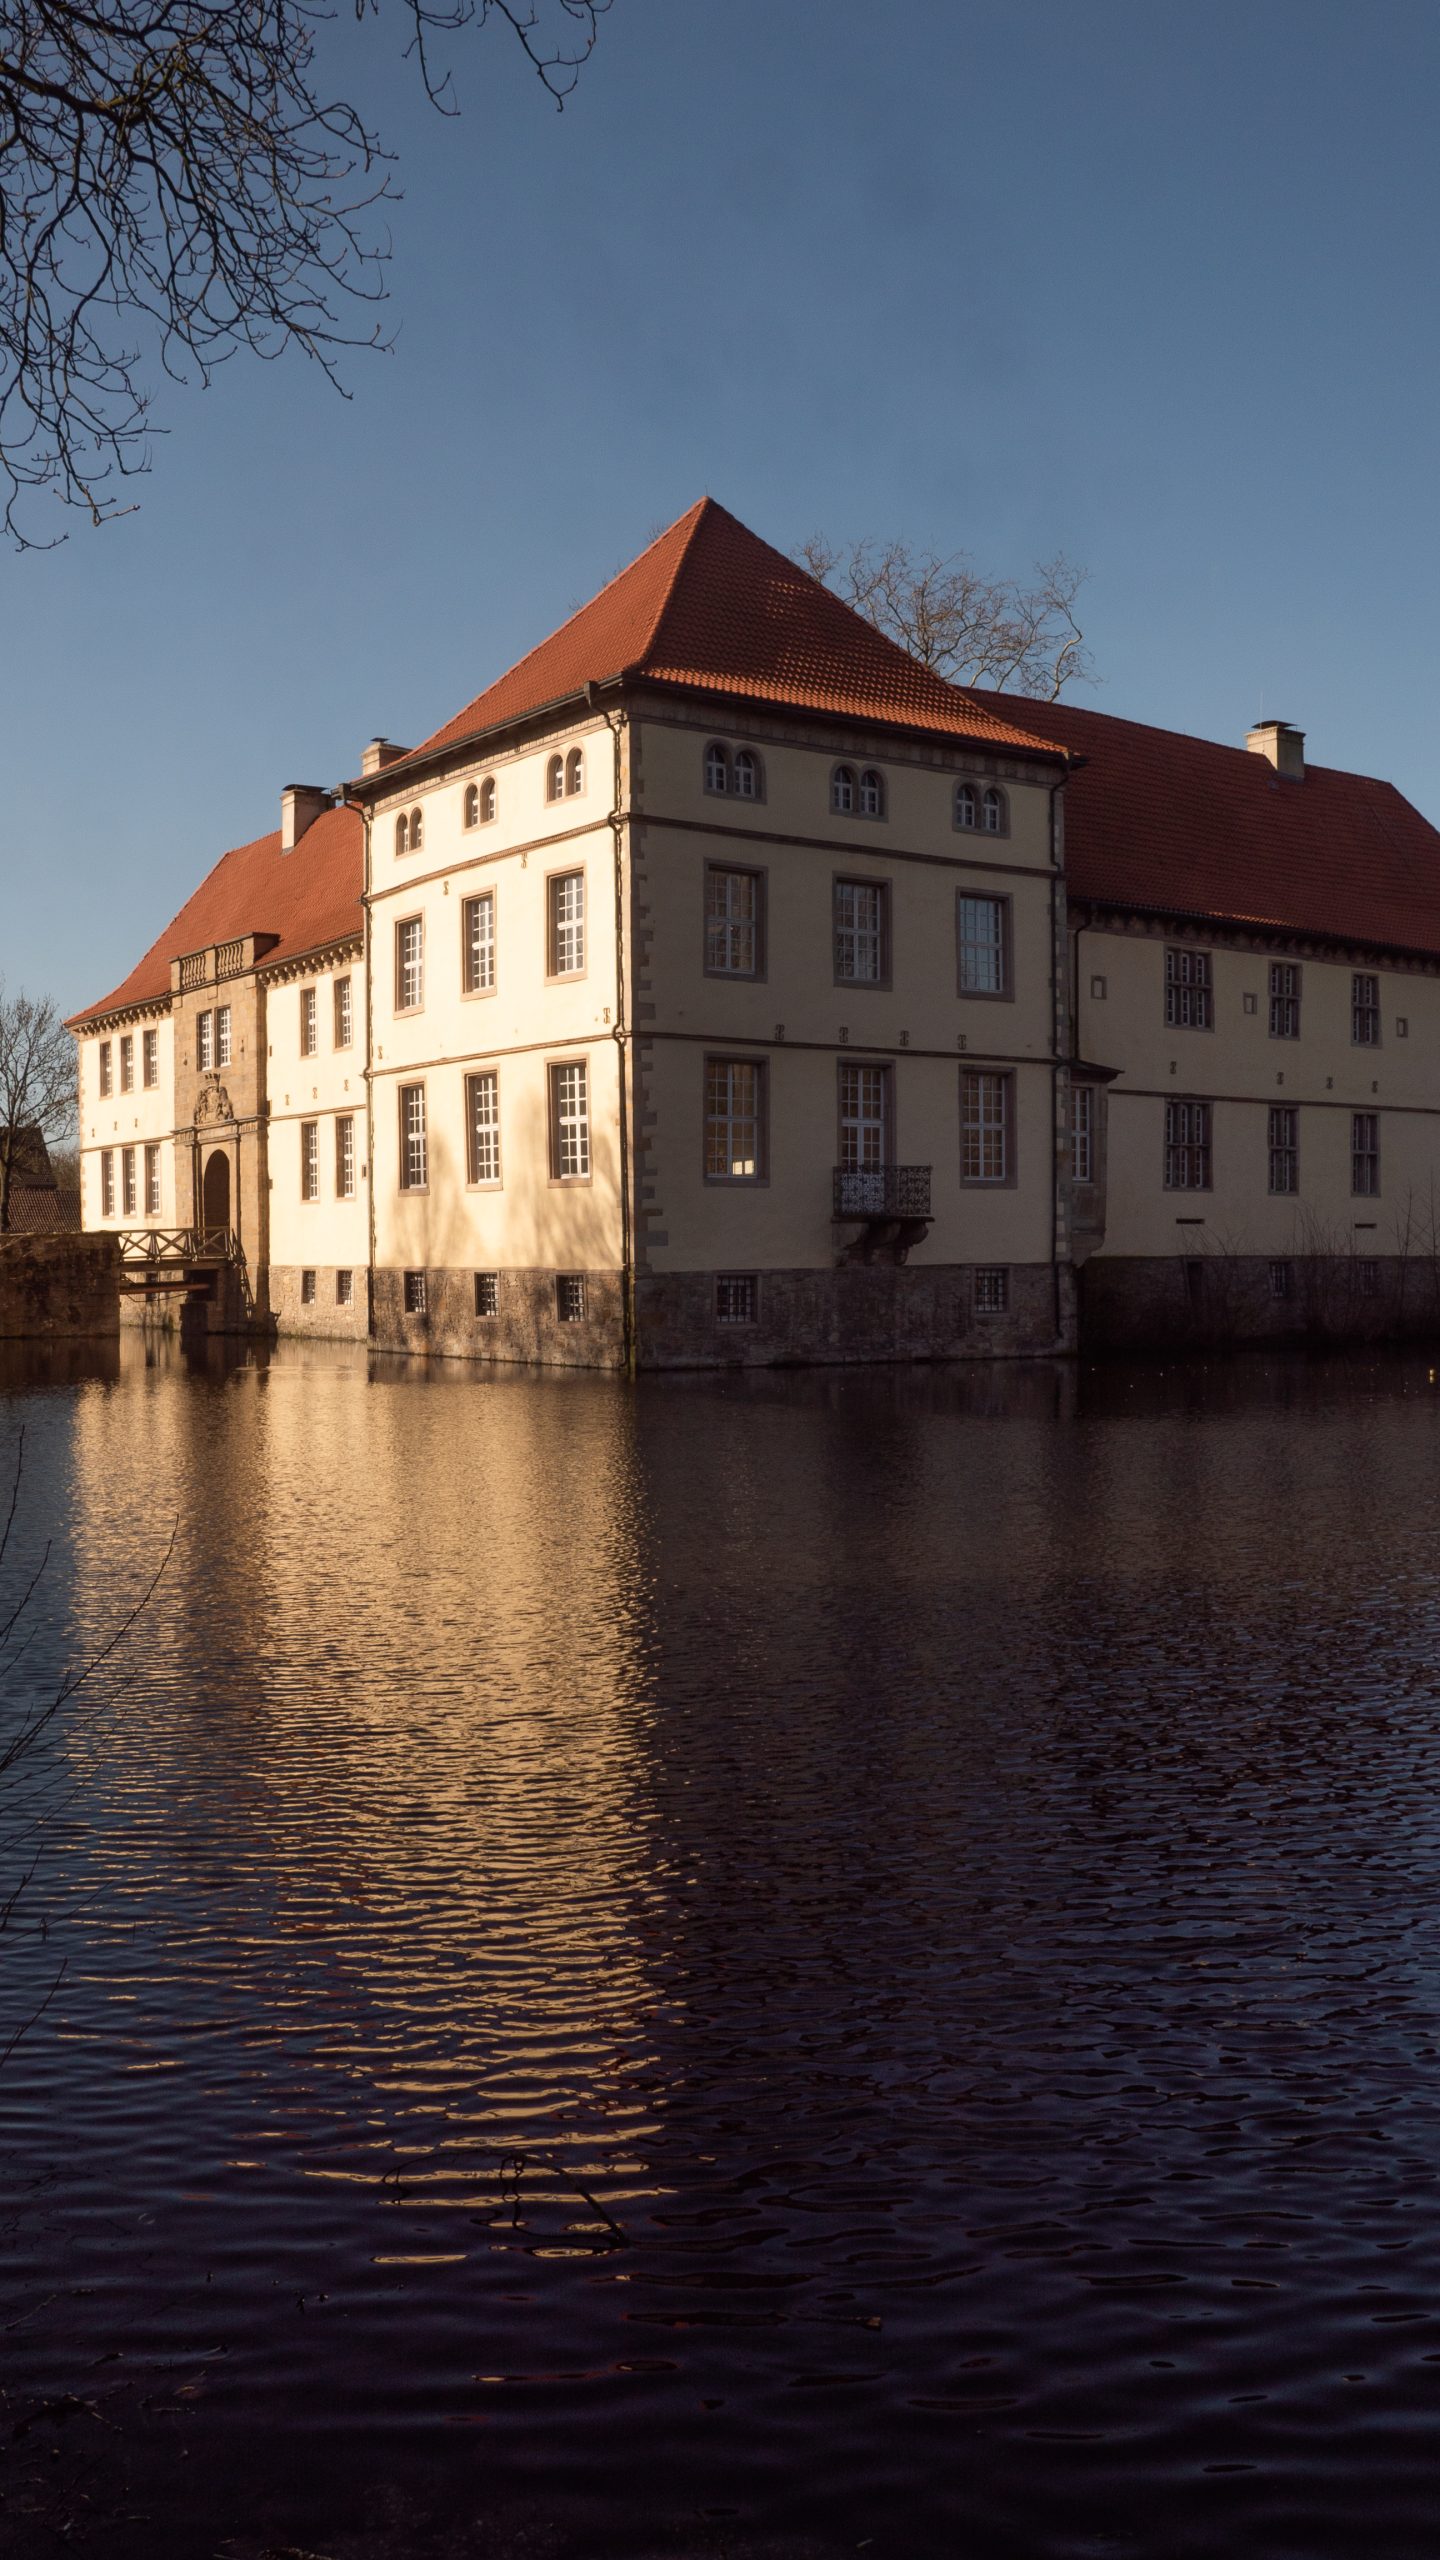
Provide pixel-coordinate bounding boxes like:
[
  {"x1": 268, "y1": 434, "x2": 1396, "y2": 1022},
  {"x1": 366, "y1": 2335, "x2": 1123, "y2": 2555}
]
[
  {"x1": 796, "y1": 533, "x2": 1094, "y2": 700},
  {"x1": 0, "y1": 986, "x2": 76, "y2": 1232},
  {"x1": 0, "y1": 0, "x2": 607, "y2": 544}
]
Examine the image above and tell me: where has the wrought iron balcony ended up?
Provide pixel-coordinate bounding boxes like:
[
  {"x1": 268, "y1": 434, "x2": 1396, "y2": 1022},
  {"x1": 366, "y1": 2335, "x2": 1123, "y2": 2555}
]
[{"x1": 833, "y1": 1165, "x2": 932, "y2": 1221}]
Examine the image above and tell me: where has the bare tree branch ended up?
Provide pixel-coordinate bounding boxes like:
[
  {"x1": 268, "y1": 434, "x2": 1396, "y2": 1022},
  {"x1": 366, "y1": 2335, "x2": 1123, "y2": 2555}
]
[
  {"x1": 0, "y1": 985, "x2": 76, "y2": 1233},
  {"x1": 796, "y1": 532, "x2": 1095, "y2": 700}
]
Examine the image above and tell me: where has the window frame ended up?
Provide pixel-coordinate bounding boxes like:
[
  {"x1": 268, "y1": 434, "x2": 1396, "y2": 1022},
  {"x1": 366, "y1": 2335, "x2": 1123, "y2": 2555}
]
[
  {"x1": 119, "y1": 1033, "x2": 134, "y2": 1093},
  {"x1": 100, "y1": 1150, "x2": 115, "y2": 1216},
  {"x1": 1351, "y1": 1110, "x2": 1380, "y2": 1197},
  {"x1": 462, "y1": 889, "x2": 497, "y2": 998},
  {"x1": 1351, "y1": 970, "x2": 1381, "y2": 1048},
  {"x1": 956, "y1": 891, "x2": 1013, "y2": 1001},
  {"x1": 121, "y1": 1145, "x2": 137, "y2": 1216},
  {"x1": 980, "y1": 786, "x2": 1009, "y2": 838},
  {"x1": 409, "y1": 804, "x2": 424, "y2": 853},
  {"x1": 704, "y1": 741, "x2": 731, "y2": 797},
  {"x1": 463, "y1": 781, "x2": 479, "y2": 830},
  {"x1": 1269, "y1": 959, "x2": 1301, "y2": 1041},
  {"x1": 300, "y1": 1119, "x2": 320, "y2": 1202},
  {"x1": 142, "y1": 1028, "x2": 159, "y2": 1089},
  {"x1": 144, "y1": 1142, "x2": 161, "y2": 1217},
  {"x1": 548, "y1": 1056, "x2": 591, "y2": 1184},
  {"x1": 545, "y1": 753, "x2": 564, "y2": 804},
  {"x1": 403, "y1": 1268, "x2": 427, "y2": 1316},
  {"x1": 555, "y1": 1273, "x2": 587, "y2": 1323},
  {"x1": 1268, "y1": 1103, "x2": 1299, "y2": 1195},
  {"x1": 196, "y1": 1010, "x2": 214, "y2": 1072},
  {"x1": 299, "y1": 985, "x2": 318, "y2": 1055},
  {"x1": 335, "y1": 1113, "x2": 356, "y2": 1200},
  {"x1": 98, "y1": 1039, "x2": 113, "y2": 1097},
  {"x1": 216, "y1": 1004, "x2": 232, "y2": 1069},
  {"x1": 395, "y1": 916, "x2": 425, "y2": 1015},
  {"x1": 960, "y1": 1067, "x2": 1015, "y2": 1187},
  {"x1": 715, "y1": 1274, "x2": 759, "y2": 1325},
  {"x1": 704, "y1": 1054, "x2": 769, "y2": 1184},
  {"x1": 732, "y1": 747, "x2": 762, "y2": 802},
  {"x1": 474, "y1": 1271, "x2": 499, "y2": 1318},
  {"x1": 565, "y1": 746, "x2": 585, "y2": 799},
  {"x1": 1164, "y1": 946, "x2": 1214, "y2": 1032},
  {"x1": 336, "y1": 1269, "x2": 354, "y2": 1308},
  {"x1": 857, "y1": 767, "x2": 887, "y2": 821},
  {"x1": 973, "y1": 1266, "x2": 1010, "y2": 1315},
  {"x1": 1163, "y1": 1096, "x2": 1213, "y2": 1192},
  {"x1": 954, "y1": 780, "x2": 979, "y2": 833},
  {"x1": 832, "y1": 874, "x2": 892, "y2": 990},
  {"x1": 334, "y1": 975, "x2": 353, "y2": 1049},
  {"x1": 546, "y1": 868, "x2": 586, "y2": 981},
  {"x1": 465, "y1": 1067, "x2": 502, "y2": 1188},
  {"x1": 398, "y1": 1082, "x2": 428, "y2": 1192},
  {"x1": 703, "y1": 862, "x2": 767, "y2": 981},
  {"x1": 830, "y1": 764, "x2": 857, "y2": 817},
  {"x1": 1071, "y1": 1082, "x2": 1095, "y2": 1187},
  {"x1": 837, "y1": 1059, "x2": 893, "y2": 1176}
]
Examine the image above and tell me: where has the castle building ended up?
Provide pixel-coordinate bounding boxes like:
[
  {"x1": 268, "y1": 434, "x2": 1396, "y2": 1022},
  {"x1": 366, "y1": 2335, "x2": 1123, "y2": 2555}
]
[{"x1": 67, "y1": 499, "x2": 1440, "y2": 1363}]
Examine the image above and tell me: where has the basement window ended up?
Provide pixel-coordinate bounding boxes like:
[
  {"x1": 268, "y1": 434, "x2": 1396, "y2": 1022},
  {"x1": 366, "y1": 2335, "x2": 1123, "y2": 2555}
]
[
  {"x1": 556, "y1": 1274, "x2": 587, "y2": 1323},
  {"x1": 300, "y1": 1269, "x2": 317, "y2": 1305},
  {"x1": 973, "y1": 1267, "x2": 1009, "y2": 1315},
  {"x1": 716, "y1": 1274, "x2": 758, "y2": 1325},
  {"x1": 475, "y1": 1272, "x2": 499, "y2": 1318},
  {"x1": 404, "y1": 1270, "x2": 427, "y2": 1316}
]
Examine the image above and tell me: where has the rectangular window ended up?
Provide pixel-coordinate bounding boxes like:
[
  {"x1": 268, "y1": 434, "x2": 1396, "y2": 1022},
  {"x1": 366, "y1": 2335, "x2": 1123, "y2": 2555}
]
[
  {"x1": 705, "y1": 1057, "x2": 766, "y2": 1180},
  {"x1": 716, "y1": 1274, "x2": 758, "y2": 1325},
  {"x1": 1269, "y1": 960, "x2": 1301, "y2": 1040},
  {"x1": 396, "y1": 919, "x2": 424, "y2": 1013},
  {"x1": 1072, "y1": 1083, "x2": 1094, "y2": 1186},
  {"x1": 1352, "y1": 1111, "x2": 1380, "y2": 1196},
  {"x1": 334, "y1": 976, "x2": 353, "y2": 1049},
  {"x1": 403, "y1": 1269, "x2": 427, "y2": 1315},
  {"x1": 957, "y1": 895, "x2": 1010, "y2": 997},
  {"x1": 548, "y1": 871, "x2": 585, "y2": 977},
  {"x1": 834, "y1": 877, "x2": 889, "y2": 985},
  {"x1": 300, "y1": 1269, "x2": 317, "y2": 1305},
  {"x1": 300, "y1": 1120, "x2": 320, "y2": 1201},
  {"x1": 98, "y1": 1040, "x2": 112, "y2": 1097},
  {"x1": 961, "y1": 1069, "x2": 1011, "y2": 1185},
  {"x1": 705, "y1": 866, "x2": 764, "y2": 977},
  {"x1": 1165, "y1": 947, "x2": 1214, "y2": 1030},
  {"x1": 549, "y1": 1060, "x2": 590, "y2": 1181},
  {"x1": 474, "y1": 1271, "x2": 499, "y2": 1318},
  {"x1": 462, "y1": 892, "x2": 496, "y2": 995},
  {"x1": 120, "y1": 1034, "x2": 134, "y2": 1092},
  {"x1": 1359, "y1": 1259, "x2": 1382, "y2": 1298},
  {"x1": 399, "y1": 1084, "x2": 427, "y2": 1190},
  {"x1": 1352, "y1": 972, "x2": 1380, "y2": 1046},
  {"x1": 1269, "y1": 1261, "x2": 1294, "y2": 1300},
  {"x1": 197, "y1": 1010, "x2": 214, "y2": 1071},
  {"x1": 556, "y1": 1274, "x2": 587, "y2": 1322},
  {"x1": 467, "y1": 1070, "x2": 501, "y2": 1185},
  {"x1": 300, "y1": 986, "x2": 318, "y2": 1054},
  {"x1": 100, "y1": 1149, "x2": 115, "y2": 1216},
  {"x1": 1268, "y1": 1104, "x2": 1298, "y2": 1194},
  {"x1": 144, "y1": 1142, "x2": 161, "y2": 1217},
  {"x1": 336, "y1": 1269, "x2": 354, "y2": 1307},
  {"x1": 335, "y1": 1114, "x2": 356, "y2": 1200},
  {"x1": 1164, "y1": 1098, "x2": 1212, "y2": 1190},
  {"x1": 121, "y1": 1146, "x2": 137, "y2": 1215},
  {"x1": 216, "y1": 1004, "x2": 232, "y2": 1069},
  {"x1": 838, "y1": 1062, "x2": 890, "y2": 1173},
  {"x1": 143, "y1": 1028, "x2": 158, "y2": 1088},
  {"x1": 974, "y1": 1267, "x2": 1009, "y2": 1315}
]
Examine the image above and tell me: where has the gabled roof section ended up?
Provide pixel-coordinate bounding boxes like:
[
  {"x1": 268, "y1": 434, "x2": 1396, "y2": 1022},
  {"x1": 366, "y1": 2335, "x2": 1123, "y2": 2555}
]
[
  {"x1": 408, "y1": 498, "x2": 1067, "y2": 765},
  {"x1": 975, "y1": 691, "x2": 1440, "y2": 960},
  {"x1": 69, "y1": 804, "x2": 363, "y2": 1026}
]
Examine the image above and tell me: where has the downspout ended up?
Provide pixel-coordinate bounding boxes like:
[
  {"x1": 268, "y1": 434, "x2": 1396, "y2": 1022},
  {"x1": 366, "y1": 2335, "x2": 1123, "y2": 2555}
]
[
  {"x1": 588, "y1": 680, "x2": 634, "y2": 1378},
  {"x1": 343, "y1": 788, "x2": 378, "y2": 1343},
  {"x1": 1047, "y1": 765, "x2": 1069, "y2": 1349}
]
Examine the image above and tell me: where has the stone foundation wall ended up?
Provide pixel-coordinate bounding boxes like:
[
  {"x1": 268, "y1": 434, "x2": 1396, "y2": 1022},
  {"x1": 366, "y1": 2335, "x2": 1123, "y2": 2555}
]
[
  {"x1": 637, "y1": 1263, "x2": 1069, "y2": 1368},
  {"x1": 371, "y1": 1265, "x2": 626, "y2": 1367},
  {"x1": 271, "y1": 1264, "x2": 370, "y2": 1345},
  {"x1": 0, "y1": 1232, "x2": 119, "y2": 1340},
  {"x1": 1080, "y1": 1254, "x2": 1440, "y2": 1352}
]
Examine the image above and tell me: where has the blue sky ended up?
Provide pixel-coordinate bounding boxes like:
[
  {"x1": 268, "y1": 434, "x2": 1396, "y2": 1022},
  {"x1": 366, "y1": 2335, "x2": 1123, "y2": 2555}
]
[{"x1": 6, "y1": 0, "x2": 1440, "y2": 1014}]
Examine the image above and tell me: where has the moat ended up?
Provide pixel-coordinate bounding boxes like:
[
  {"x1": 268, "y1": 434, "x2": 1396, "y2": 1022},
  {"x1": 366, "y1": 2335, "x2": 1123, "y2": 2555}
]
[{"x1": 5, "y1": 1338, "x2": 1440, "y2": 2558}]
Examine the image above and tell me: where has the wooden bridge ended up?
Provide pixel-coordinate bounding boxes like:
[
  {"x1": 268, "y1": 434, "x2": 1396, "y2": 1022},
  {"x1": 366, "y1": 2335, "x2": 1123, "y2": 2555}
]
[{"x1": 116, "y1": 1228, "x2": 239, "y2": 1294}]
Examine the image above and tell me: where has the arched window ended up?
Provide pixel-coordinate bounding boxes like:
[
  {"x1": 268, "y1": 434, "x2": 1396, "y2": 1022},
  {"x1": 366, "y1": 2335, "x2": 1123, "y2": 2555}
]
[
  {"x1": 546, "y1": 754, "x2": 565, "y2": 803},
  {"x1": 565, "y1": 747, "x2": 585, "y2": 797},
  {"x1": 859, "y1": 768, "x2": 885, "y2": 819},
  {"x1": 831, "y1": 765, "x2": 856, "y2": 815},
  {"x1": 982, "y1": 787, "x2": 1006, "y2": 835},
  {"x1": 410, "y1": 805, "x2": 424, "y2": 852},
  {"x1": 463, "y1": 783, "x2": 479, "y2": 829},
  {"x1": 395, "y1": 812, "x2": 408, "y2": 856},
  {"x1": 480, "y1": 775, "x2": 497, "y2": 823},
  {"x1": 705, "y1": 742, "x2": 730, "y2": 795},
  {"x1": 733, "y1": 749, "x2": 760, "y2": 801},
  {"x1": 954, "y1": 782, "x2": 977, "y2": 831}
]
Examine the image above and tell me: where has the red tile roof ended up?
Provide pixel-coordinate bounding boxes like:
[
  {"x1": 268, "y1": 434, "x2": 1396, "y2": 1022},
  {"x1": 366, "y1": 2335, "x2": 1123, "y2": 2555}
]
[
  {"x1": 405, "y1": 498, "x2": 1068, "y2": 767},
  {"x1": 6, "y1": 1186, "x2": 81, "y2": 1235},
  {"x1": 974, "y1": 691, "x2": 1440, "y2": 960},
  {"x1": 69, "y1": 805, "x2": 363, "y2": 1025}
]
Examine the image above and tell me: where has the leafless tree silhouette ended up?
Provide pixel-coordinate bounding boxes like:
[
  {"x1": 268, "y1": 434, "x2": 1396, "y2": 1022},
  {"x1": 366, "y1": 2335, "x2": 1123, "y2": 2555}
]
[
  {"x1": 796, "y1": 532, "x2": 1093, "y2": 699},
  {"x1": 0, "y1": 985, "x2": 76, "y2": 1232}
]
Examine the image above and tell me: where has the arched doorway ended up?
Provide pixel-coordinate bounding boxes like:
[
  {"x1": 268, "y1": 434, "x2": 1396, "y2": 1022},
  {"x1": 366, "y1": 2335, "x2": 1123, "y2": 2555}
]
[{"x1": 202, "y1": 1149, "x2": 231, "y2": 1233}]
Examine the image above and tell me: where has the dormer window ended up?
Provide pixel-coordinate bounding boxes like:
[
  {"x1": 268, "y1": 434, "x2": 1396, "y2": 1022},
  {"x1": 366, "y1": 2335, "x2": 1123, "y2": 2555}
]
[
  {"x1": 954, "y1": 782, "x2": 977, "y2": 831},
  {"x1": 831, "y1": 765, "x2": 857, "y2": 815},
  {"x1": 858, "y1": 768, "x2": 886, "y2": 819},
  {"x1": 565, "y1": 747, "x2": 585, "y2": 797},
  {"x1": 705, "y1": 742, "x2": 730, "y2": 795},
  {"x1": 546, "y1": 753, "x2": 565, "y2": 803}
]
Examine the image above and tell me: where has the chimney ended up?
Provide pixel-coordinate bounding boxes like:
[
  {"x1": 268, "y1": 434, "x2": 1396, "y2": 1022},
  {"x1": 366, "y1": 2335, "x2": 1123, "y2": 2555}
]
[
  {"x1": 1246, "y1": 719, "x2": 1305, "y2": 781},
  {"x1": 280, "y1": 784, "x2": 332, "y2": 851},
  {"x1": 360, "y1": 738, "x2": 409, "y2": 778}
]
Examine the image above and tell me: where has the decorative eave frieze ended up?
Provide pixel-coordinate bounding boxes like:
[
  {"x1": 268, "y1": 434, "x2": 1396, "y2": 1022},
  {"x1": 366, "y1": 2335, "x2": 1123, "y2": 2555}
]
[
  {"x1": 1071, "y1": 900, "x2": 1440, "y2": 979},
  {"x1": 257, "y1": 932, "x2": 363, "y2": 990},
  {"x1": 69, "y1": 991, "x2": 174, "y2": 1036}
]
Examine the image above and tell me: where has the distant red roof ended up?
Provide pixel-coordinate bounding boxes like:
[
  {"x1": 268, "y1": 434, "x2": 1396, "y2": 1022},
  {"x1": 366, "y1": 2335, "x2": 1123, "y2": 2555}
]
[
  {"x1": 975, "y1": 692, "x2": 1440, "y2": 960},
  {"x1": 6, "y1": 1186, "x2": 81, "y2": 1235},
  {"x1": 69, "y1": 805, "x2": 363, "y2": 1025},
  {"x1": 402, "y1": 499, "x2": 1067, "y2": 768}
]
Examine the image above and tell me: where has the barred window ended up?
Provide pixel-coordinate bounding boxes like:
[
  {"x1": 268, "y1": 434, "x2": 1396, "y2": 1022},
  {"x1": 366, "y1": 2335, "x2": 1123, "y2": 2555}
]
[
  {"x1": 1270, "y1": 960, "x2": 1301, "y2": 1039},
  {"x1": 974, "y1": 1267, "x2": 1009, "y2": 1313},
  {"x1": 300, "y1": 986, "x2": 318, "y2": 1054},
  {"x1": 403, "y1": 1269, "x2": 427, "y2": 1315},
  {"x1": 100, "y1": 1151, "x2": 115, "y2": 1215},
  {"x1": 1269, "y1": 1260, "x2": 1294, "y2": 1301},
  {"x1": 143, "y1": 1029, "x2": 158, "y2": 1088},
  {"x1": 839, "y1": 1062, "x2": 889, "y2": 1173},
  {"x1": 300, "y1": 1120, "x2": 320, "y2": 1201},
  {"x1": 1352, "y1": 972, "x2": 1380, "y2": 1046},
  {"x1": 98, "y1": 1040, "x2": 112, "y2": 1096},
  {"x1": 399, "y1": 1084, "x2": 427, "y2": 1190},
  {"x1": 1164, "y1": 1097, "x2": 1212, "y2": 1190},
  {"x1": 121, "y1": 1146, "x2": 137, "y2": 1215},
  {"x1": 834, "y1": 877, "x2": 888, "y2": 984},
  {"x1": 216, "y1": 1004, "x2": 232, "y2": 1068},
  {"x1": 335, "y1": 1114, "x2": 356, "y2": 1199},
  {"x1": 1268, "y1": 1104, "x2": 1298, "y2": 1194},
  {"x1": 467, "y1": 1070, "x2": 501, "y2": 1185},
  {"x1": 144, "y1": 1143, "x2": 161, "y2": 1217},
  {"x1": 716, "y1": 1274, "x2": 758, "y2": 1325},
  {"x1": 958, "y1": 894, "x2": 1009, "y2": 996},
  {"x1": 705, "y1": 1057, "x2": 765, "y2": 1180},
  {"x1": 1352, "y1": 1111, "x2": 1380, "y2": 1196},
  {"x1": 1072, "y1": 1083, "x2": 1094, "y2": 1185},
  {"x1": 463, "y1": 891, "x2": 496, "y2": 995},
  {"x1": 396, "y1": 920, "x2": 423, "y2": 1012},
  {"x1": 550, "y1": 1060, "x2": 590, "y2": 1181},
  {"x1": 334, "y1": 976, "x2": 353, "y2": 1048},
  {"x1": 197, "y1": 1011, "x2": 214, "y2": 1071},
  {"x1": 336, "y1": 1269, "x2": 354, "y2": 1307},
  {"x1": 300, "y1": 1270, "x2": 317, "y2": 1305},
  {"x1": 474, "y1": 1271, "x2": 499, "y2": 1317},
  {"x1": 1165, "y1": 947, "x2": 1214, "y2": 1030},
  {"x1": 548, "y1": 870, "x2": 585, "y2": 976},
  {"x1": 556, "y1": 1274, "x2": 587, "y2": 1322},
  {"x1": 705, "y1": 866, "x2": 763, "y2": 976},
  {"x1": 120, "y1": 1034, "x2": 134, "y2": 1092},
  {"x1": 961, "y1": 1070, "x2": 1011, "y2": 1184}
]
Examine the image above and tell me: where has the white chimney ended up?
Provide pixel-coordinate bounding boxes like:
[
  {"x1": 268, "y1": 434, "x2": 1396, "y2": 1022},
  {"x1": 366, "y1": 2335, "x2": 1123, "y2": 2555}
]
[
  {"x1": 360, "y1": 738, "x2": 409, "y2": 777},
  {"x1": 280, "y1": 784, "x2": 332, "y2": 851},
  {"x1": 1247, "y1": 719, "x2": 1305, "y2": 781}
]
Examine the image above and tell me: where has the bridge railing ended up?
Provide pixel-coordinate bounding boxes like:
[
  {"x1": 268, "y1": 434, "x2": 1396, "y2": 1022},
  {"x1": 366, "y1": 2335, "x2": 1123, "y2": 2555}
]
[{"x1": 117, "y1": 1227, "x2": 237, "y2": 1265}]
